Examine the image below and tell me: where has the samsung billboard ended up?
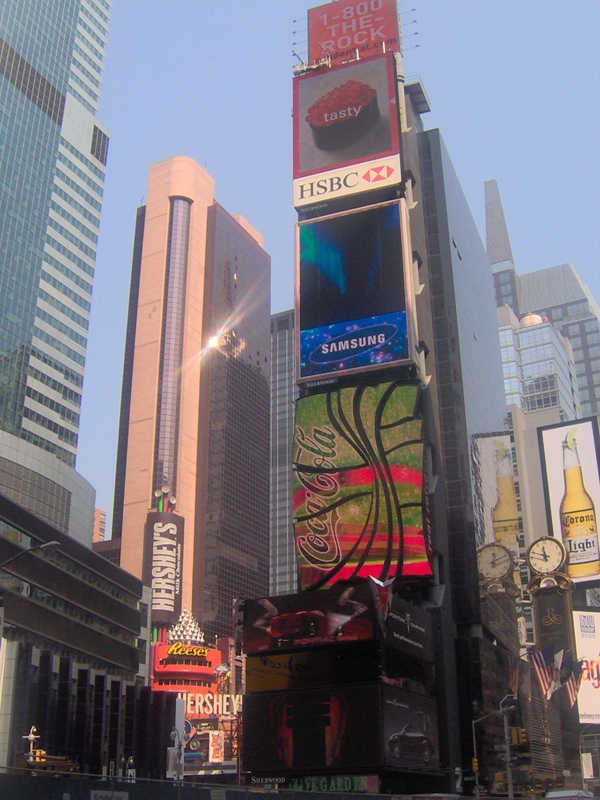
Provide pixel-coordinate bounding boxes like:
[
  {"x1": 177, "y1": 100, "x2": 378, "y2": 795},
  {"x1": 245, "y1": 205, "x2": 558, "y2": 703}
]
[
  {"x1": 293, "y1": 52, "x2": 400, "y2": 207},
  {"x1": 538, "y1": 418, "x2": 600, "y2": 583},
  {"x1": 296, "y1": 199, "x2": 416, "y2": 382}
]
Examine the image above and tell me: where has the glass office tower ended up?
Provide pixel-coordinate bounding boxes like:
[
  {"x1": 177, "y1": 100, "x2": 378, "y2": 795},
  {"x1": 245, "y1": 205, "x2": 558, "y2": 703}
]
[{"x1": 0, "y1": 0, "x2": 110, "y2": 540}]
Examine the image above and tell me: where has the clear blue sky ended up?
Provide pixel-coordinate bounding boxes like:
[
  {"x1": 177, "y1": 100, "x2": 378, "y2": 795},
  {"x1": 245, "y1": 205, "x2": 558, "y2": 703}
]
[{"x1": 77, "y1": 0, "x2": 600, "y2": 531}]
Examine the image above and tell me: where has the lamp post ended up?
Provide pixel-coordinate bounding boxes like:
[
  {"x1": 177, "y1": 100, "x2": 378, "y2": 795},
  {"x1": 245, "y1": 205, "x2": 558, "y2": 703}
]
[
  {"x1": 472, "y1": 694, "x2": 516, "y2": 800},
  {"x1": 170, "y1": 727, "x2": 183, "y2": 782},
  {"x1": 0, "y1": 540, "x2": 61, "y2": 571}
]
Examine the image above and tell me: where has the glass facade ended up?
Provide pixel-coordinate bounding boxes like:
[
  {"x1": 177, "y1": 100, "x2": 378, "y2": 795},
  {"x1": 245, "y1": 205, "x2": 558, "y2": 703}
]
[
  {"x1": 270, "y1": 309, "x2": 298, "y2": 595},
  {"x1": 202, "y1": 203, "x2": 271, "y2": 639},
  {"x1": 0, "y1": 0, "x2": 109, "y2": 535}
]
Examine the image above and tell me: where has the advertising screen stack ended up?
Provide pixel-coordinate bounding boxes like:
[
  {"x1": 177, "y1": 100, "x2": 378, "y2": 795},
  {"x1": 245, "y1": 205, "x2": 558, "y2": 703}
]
[{"x1": 241, "y1": 1, "x2": 440, "y2": 792}]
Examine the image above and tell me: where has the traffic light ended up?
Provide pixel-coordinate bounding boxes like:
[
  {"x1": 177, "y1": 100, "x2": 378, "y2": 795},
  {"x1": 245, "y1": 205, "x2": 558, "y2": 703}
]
[
  {"x1": 472, "y1": 757, "x2": 479, "y2": 772},
  {"x1": 518, "y1": 727, "x2": 527, "y2": 745}
]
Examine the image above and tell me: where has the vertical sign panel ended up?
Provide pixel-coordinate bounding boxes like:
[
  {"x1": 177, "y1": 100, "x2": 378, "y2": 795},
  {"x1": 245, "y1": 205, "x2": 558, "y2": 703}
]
[
  {"x1": 293, "y1": 380, "x2": 433, "y2": 590},
  {"x1": 539, "y1": 418, "x2": 600, "y2": 582},
  {"x1": 142, "y1": 511, "x2": 184, "y2": 624},
  {"x1": 573, "y1": 610, "x2": 600, "y2": 723}
]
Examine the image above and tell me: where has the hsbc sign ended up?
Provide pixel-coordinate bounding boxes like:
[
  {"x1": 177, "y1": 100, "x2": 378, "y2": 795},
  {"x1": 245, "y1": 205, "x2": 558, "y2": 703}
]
[{"x1": 293, "y1": 154, "x2": 401, "y2": 208}]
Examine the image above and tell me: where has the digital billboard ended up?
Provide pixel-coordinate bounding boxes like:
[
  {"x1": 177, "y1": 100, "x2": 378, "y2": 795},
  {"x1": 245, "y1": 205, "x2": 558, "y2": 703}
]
[
  {"x1": 293, "y1": 381, "x2": 433, "y2": 590},
  {"x1": 573, "y1": 610, "x2": 600, "y2": 723},
  {"x1": 382, "y1": 685, "x2": 438, "y2": 770},
  {"x1": 296, "y1": 201, "x2": 415, "y2": 381},
  {"x1": 307, "y1": 0, "x2": 400, "y2": 66},
  {"x1": 242, "y1": 581, "x2": 383, "y2": 655},
  {"x1": 293, "y1": 52, "x2": 400, "y2": 206},
  {"x1": 142, "y1": 511, "x2": 184, "y2": 624},
  {"x1": 538, "y1": 418, "x2": 600, "y2": 582},
  {"x1": 384, "y1": 596, "x2": 434, "y2": 661}
]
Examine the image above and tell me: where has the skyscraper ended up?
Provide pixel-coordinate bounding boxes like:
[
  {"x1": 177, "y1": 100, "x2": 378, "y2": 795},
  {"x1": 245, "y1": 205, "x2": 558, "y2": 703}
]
[
  {"x1": 486, "y1": 179, "x2": 600, "y2": 416},
  {"x1": 0, "y1": 0, "x2": 111, "y2": 541},
  {"x1": 113, "y1": 156, "x2": 271, "y2": 639},
  {"x1": 270, "y1": 308, "x2": 297, "y2": 595}
]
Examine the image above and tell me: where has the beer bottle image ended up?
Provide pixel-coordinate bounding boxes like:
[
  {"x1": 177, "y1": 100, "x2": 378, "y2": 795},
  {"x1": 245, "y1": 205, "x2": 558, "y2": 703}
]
[
  {"x1": 560, "y1": 427, "x2": 600, "y2": 578},
  {"x1": 492, "y1": 442, "x2": 520, "y2": 584}
]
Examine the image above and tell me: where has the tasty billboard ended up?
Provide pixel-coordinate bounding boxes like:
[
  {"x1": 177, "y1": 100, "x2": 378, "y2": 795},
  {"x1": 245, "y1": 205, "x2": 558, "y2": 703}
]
[
  {"x1": 573, "y1": 610, "x2": 600, "y2": 723},
  {"x1": 307, "y1": 0, "x2": 400, "y2": 66},
  {"x1": 293, "y1": 381, "x2": 433, "y2": 590},
  {"x1": 538, "y1": 418, "x2": 600, "y2": 582},
  {"x1": 293, "y1": 52, "x2": 400, "y2": 206},
  {"x1": 296, "y1": 200, "x2": 415, "y2": 381},
  {"x1": 142, "y1": 511, "x2": 184, "y2": 624}
]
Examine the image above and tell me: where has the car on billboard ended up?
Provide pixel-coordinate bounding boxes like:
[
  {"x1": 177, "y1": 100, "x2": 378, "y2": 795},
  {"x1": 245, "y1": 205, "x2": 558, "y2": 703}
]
[{"x1": 388, "y1": 716, "x2": 435, "y2": 765}]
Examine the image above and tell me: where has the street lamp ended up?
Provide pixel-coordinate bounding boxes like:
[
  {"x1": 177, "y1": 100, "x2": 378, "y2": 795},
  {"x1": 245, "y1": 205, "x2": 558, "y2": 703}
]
[
  {"x1": 0, "y1": 540, "x2": 61, "y2": 571},
  {"x1": 472, "y1": 693, "x2": 516, "y2": 800},
  {"x1": 170, "y1": 727, "x2": 183, "y2": 782}
]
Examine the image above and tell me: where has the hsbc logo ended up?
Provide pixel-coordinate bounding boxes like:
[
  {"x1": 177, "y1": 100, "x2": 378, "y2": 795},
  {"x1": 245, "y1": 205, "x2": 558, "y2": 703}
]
[
  {"x1": 294, "y1": 155, "x2": 401, "y2": 207},
  {"x1": 298, "y1": 172, "x2": 359, "y2": 200}
]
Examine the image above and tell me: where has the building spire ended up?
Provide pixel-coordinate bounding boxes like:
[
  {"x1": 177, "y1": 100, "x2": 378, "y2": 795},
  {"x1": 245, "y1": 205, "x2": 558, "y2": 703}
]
[{"x1": 485, "y1": 179, "x2": 515, "y2": 266}]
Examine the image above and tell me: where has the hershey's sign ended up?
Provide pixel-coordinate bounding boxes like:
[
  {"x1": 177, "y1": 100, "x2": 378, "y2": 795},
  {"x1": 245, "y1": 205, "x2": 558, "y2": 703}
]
[{"x1": 143, "y1": 511, "x2": 184, "y2": 624}]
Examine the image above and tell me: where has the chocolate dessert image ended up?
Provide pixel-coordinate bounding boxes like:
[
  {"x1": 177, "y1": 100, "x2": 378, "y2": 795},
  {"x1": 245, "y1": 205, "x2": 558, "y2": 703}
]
[{"x1": 305, "y1": 79, "x2": 380, "y2": 151}]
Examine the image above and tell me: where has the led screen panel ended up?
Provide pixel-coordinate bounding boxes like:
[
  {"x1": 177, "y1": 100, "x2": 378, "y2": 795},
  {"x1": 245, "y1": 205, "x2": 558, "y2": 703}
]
[
  {"x1": 307, "y1": 0, "x2": 400, "y2": 67},
  {"x1": 296, "y1": 200, "x2": 414, "y2": 381},
  {"x1": 293, "y1": 52, "x2": 400, "y2": 207},
  {"x1": 242, "y1": 582, "x2": 383, "y2": 655},
  {"x1": 242, "y1": 684, "x2": 382, "y2": 774},
  {"x1": 573, "y1": 610, "x2": 600, "y2": 723},
  {"x1": 382, "y1": 685, "x2": 439, "y2": 770},
  {"x1": 538, "y1": 418, "x2": 600, "y2": 583},
  {"x1": 293, "y1": 381, "x2": 433, "y2": 590}
]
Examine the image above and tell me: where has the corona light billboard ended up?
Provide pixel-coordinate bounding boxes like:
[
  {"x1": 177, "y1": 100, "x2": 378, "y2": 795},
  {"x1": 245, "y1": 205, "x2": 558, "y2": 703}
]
[
  {"x1": 296, "y1": 200, "x2": 417, "y2": 382},
  {"x1": 142, "y1": 511, "x2": 184, "y2": 624},
  {"x1": 307, "y1": 0, "x2": 400, "y2": 67},
  {"x1": 293, "y1": 52, "x2": 400, "y2": 207},
  {"x1": 538, "y1": 418, "x2": 600, "y2": 583},
  {"x1": 292, "y1": 380, "x2": 433, "y2": 590}
]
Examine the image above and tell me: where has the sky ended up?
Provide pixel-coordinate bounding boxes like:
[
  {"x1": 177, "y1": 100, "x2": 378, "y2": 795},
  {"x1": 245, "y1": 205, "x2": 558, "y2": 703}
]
[{"x1": 76, "y1": 0, "x2": 600, "y2": 531}]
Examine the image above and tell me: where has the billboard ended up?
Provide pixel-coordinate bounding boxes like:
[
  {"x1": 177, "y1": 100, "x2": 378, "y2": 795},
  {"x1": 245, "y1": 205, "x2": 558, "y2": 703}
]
[
  {"x1": 296, "y1": 201, "x2": 416, "y2": 381},
  {"x1": 573, "y1": 610, "x2": 600, "y2": 723},
  {"x1": 242, "y1": 581, "x2": 383, "y2": 655},
  {"x1": 307, "y1": 0, "x2": 400, "y2": 66},
  {"x1": 243, "y1": 684, "x2": 381, "y2": 774},
  {"x1": 293, "y1": 52, "x2": 400, "y2": 206},
  {"x1": 538, "y1": 418, "x2": 600, "y2": 582},
  {"x1": 142, "y1": 511, "x2": 184, "y2": 624},
  {"x1": 293, "y1": 381, "x2": 433, "y2": 590},
  {"x1": 246, "y1": 640, "x2": 382, "y2": 693},
  {"x1": 384, "y1": 596, "x2": 434, "y2": 661},
  {"x1": 382, "y1": 685, "x2": 438, "y2": 769}
]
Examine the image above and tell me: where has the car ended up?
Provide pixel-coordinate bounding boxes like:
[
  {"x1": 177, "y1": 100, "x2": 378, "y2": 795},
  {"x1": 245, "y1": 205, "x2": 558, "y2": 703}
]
[{"x1": 388, "y1": 723, "x2": 434, "y2": 765}]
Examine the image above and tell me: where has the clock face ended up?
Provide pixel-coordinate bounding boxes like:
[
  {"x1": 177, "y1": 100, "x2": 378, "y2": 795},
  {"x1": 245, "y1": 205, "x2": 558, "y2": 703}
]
[
  {"x1": 477, "y1": 544, "x2": 514, "y2": 579},
  {"x1": 526, "y1": 537, "x2": 566, "y2": 574}
]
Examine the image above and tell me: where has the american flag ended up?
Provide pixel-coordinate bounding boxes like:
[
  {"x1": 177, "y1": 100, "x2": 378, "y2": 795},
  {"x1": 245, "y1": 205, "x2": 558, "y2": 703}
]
[
  {"x1": 529, "y1": 644, "x2": 555, "y2": 698},
  {"x1": 565, "y1": 661, "x2": 583, "y2": 707}
]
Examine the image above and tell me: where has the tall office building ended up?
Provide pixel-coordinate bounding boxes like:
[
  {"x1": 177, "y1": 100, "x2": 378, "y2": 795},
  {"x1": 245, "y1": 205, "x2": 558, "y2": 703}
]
[
  {"x1": 0, "y1": 0, "x2": 111, "y2": 541},
  {"x1": 270, "y1": 309, "x2": 297, "y2": 595},
  {"x1": 113, "y1": 156, "x2": 271, "y2": 639},
  {"x1": 486, "y1": 179, "x2": 600, "y2": 416}
]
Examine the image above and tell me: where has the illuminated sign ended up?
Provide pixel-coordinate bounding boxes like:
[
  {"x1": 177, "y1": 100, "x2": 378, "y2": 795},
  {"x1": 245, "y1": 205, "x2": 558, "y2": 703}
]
[
  {"x1": 184, "y1": 692, "x2": 242, "y2": 717},
  {"x1": 293, "y1": 381, "x2": 433, "y2": 590},
  {"x1": 538, "y1": 418, "x2": 600, "y2": 583},
  {"x1": 296, "y1": 201, "x2": 417, "y2": 381},
  {"x1": 142, "y1": 511, "x2": 184, "y2": 624},
  {"x1": 293, "y1": 52, "x2": 399, "y2": 199},
  {"x1": 167, "y1": 642, "x2": 209, "y2": 658},
  {"x1": 307, "y1": 0, "x2": 400, "y2": 66},
  {"x1": 573, "y1": 610, "x2": 600, "y2": 723}
]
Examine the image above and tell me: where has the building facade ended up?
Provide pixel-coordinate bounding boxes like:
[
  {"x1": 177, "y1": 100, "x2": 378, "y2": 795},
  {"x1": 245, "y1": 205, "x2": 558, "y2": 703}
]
[
  {"x1": 270, "y1": 309, "x2": 297, "y2": 596},
  {"x1": 486, "y1": 179, "x2": 600, "y2": 417},
  {"x1": 112, "y1": 156, "x2": 271, "y2": 640},
  {"x1": 0, "y1": 0, "x2": 111, "y2": 542}
]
